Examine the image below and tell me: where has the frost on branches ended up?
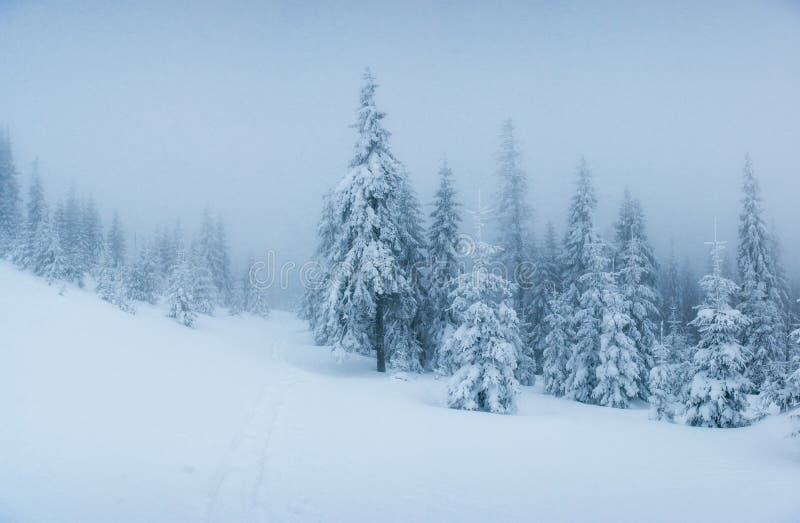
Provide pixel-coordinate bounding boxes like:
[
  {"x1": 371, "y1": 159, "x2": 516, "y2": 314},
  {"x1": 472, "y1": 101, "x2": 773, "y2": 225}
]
[
  {"x1": 309, "y1": 69, "x2": 427, "y2": 372},
  {"x1": 96, "y1": 252, "x2": 134, "y2": 314},
  {"x1": 166, "y1": 251, "x2": 197, "y2": 328},
  {"x1": 683, "y1": 225, "x2": 752, "y2": 428},
  {"x1": 737, "y1": 156, "x2": 787, "y2": 390},
  {"x1": 529, "y1": 222, "x2": 561, "y2": 370},
  {"x1": 614, "y1": 191, "x2": 659, "y2": 398},
  {"x1": 443, "y1": 241, "x2": 521, "y2": 414},
  {"x1": 427, "y1": 161, "x2": 462, "y2": 374},
  {"x1": 542, "y1": 289, "x2": 572, "y2": 396},
  {"x1": 648, "y1": 336, "x2": 680, "y2": 421},
  {"x1": 564, "y1": 237, "x2": 605, "y2": 404},
  {"x1": 492, "y1": 120, "x2": 536, "y2": 384},
  {"x1": 593, "y1": 271, "x2": 641, "y2": 409}
]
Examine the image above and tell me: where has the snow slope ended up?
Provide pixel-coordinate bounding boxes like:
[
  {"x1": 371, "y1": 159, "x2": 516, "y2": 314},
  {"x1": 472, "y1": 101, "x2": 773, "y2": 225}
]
[{"x1": 1, "y1": 263, "x2": 799, "y2": 523}]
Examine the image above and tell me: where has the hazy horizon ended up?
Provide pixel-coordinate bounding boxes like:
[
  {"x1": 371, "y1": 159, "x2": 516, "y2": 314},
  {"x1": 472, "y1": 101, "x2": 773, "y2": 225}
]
[{"x1": 1, "y1": 0, "x2": 798, "y2": 281}]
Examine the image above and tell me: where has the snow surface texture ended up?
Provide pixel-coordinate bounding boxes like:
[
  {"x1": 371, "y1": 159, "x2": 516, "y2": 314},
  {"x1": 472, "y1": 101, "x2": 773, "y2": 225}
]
[{"x1": 1, "y1": 263, "x2": 799, "y2": 523}]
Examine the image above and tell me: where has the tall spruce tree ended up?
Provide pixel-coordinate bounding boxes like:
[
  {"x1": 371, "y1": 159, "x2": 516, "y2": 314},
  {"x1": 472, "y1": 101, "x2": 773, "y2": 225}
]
[
  {"x1": 684, "y1": 223, "x2": 751, "y2": 428},
  {"x1": 301, "y1": 190, "x2": 337, "y2": 343},
  {"x1": 18, "y1": 168, "x2": 47, "y2": 269},
  {"x1": 679, "y1": 258, "x2": 701, "y2": 342},
  {"x1": 737, "y1": 155, "x2": 786, "y2": 389},
  {"x1": 190, "y1": 239, "x2": 217, "y2": 315},
  {"x1": 564, "y1": 236, "x2": 606, "y2": 403},
  {"x1": 316, "y1": 69, "x2": 426, "y2": 372},
  {"x1": 529, "y1": 222, "x2": 561, "y2": 370},
  {"x1": 649, "y1": 329, "x2": 679, "y2": 421},
  {"x1": 243, "y1": 263, "x2": 271, "y2": 318},
  {"x1": 56, "y1": 187, "x2": 85, "y2": 283},
  {"x1": 428, "y1": 160, "x2": 462, "y2": 372},
  {"x1": 166, "y1": 250, "x2": 197, "y2": 328},
  {"x1": 390, "y1": 168, "x2": 429, "y2": 371},
  {"x1": 153, "y1": 223, "x2": 179, "y2": 289},
  {"x1": 562, "y1": 158, "x2": 597, "y2": 300},
  {"x1": 614, "y1": 191, "x2": 659, "y2": 397},
  {"x1": 559, "y1": 159, "x2": 600, "y2": 401},
  {"x1": 0, "y1": 130, "x2": 21, "y2": 257},
  {"x1": 493, "y1": 120, "x2": 535, "y2": 383},
  {"x1": 659, "y1": 242, "x2": 685, "y2": 328},
  {"x1": 593, "y1": 268, "x2": 641, "y2": 409},
  {"x1": 96, "y1": 248, "x2": 134, "y2": 314},
  {"x1": 81, "y1": 197, "x2": 104, "y2": 272},
  {"x1": 34, "y1": 211, "x2": 67, "y2": 283},
  {"x1": 127, "y1": 241, "x2": 160, "y2": 304},
  {"x1": 196, "y1": 209, "x2": 232, "y2": 306},
  {"x1": 494, "y1": 120, "x2": 532, "y2": 313},
  {"x1": 542, "y1": 288, "x2": 573, "y2": 396},
  {"x1": 106, "y1": 211, "x2": 127, "y2": 268}
]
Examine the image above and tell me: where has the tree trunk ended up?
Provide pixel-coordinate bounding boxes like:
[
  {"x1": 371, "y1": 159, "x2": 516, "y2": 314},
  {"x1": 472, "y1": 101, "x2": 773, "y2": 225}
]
[{"x1": 375, "y1": 295, "x2": 386, "y2": 373}]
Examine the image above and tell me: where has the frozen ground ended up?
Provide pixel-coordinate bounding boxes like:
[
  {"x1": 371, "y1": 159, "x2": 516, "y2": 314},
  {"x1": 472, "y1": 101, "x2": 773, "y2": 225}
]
[{"x1": 1, "y1": 263, "x2": 799, "y2": 523}]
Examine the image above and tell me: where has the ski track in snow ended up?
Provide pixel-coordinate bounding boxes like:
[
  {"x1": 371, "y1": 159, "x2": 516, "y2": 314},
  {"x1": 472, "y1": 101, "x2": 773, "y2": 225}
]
[{"x1": 205, "y1": 342, "x2": 303, "y2": 523}]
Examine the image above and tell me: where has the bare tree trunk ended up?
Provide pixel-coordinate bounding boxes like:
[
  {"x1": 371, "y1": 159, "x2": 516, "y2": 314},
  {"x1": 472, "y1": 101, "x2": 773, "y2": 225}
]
[{"x1": 375, "y1": 295, "x2": 386, "y2": 373}]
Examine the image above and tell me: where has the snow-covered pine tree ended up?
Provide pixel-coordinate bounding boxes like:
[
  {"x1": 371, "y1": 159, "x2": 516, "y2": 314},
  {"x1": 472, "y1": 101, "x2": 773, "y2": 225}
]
[
  {"x1": 493, "y1": 119, "x2": 536, "y2": 383},
  {"x1": 593, "y1": 258, "x2": 641, "y2": 409},
  {"x1": 153, "y1": 224, "x2": 179, "y2": 285},
  {"x1": 166, "y1": 250, "x2": 197, "y2": 328},
  {"x1": 18, "y1": 168, "x2": 47, "y2": 270},
  {"x1": 34, "y1": 211, "x2": 67, "y2": 284},
  {"x1": 315, "y1": 69, "x2": 425, "y2": 372},
  {"x1": 243, "y1": 261, "x2": 270, "y2": 318},
  {"x1": 659, "y1": 242, "x2": 697, "y2": 347},
  {"x1": 772, "y1": 233, "x2": 799, "y2": 380},
  {"x1": 614, "y1": 191, "x2": 659, "y2": 397},
  {"x1": 737, "y1": 155, "x2": 786, "y2": 389},
  {"x1": 228, "y1": 275, "x2": 246, "y2": 316},
  {"x1": 664, "y1": 301, "x2": 692, "y2": 400},
  {"x1": 0, "y1": 130, "x2": 21, "y2": 257},
  {"x1": 428, "y1": 160, "x2": 462, "y2": 373},
  {"x1": 542, "y1": 288, "x2": 573, "y2": 396},
  {"x1": 127, "y1": 242, "x2": 160, "y2": 304},
  {"x1": 189, "y1": 240, "x2": 216, "y2": 315},
  {"x1": 301, "y1": 190, "x2": 337, "y2": 343},
  {"x1": 530, "y1": 221, "x2": 562, "y2": 369},
  {"x1": 195, "y1": 209, "x2": 233, "y2": 306},
  {"x1": 770, "y1": 311, "x2": 800, "y2": 412},
  {"x1": 649, "y1": 329, "x2": 676, "y2": 421},
  {"x1": 387, "y1": 168, "x2": 429, "y2": 372},
  {"x1": 96, "y1": 250, "x2": 133, "y2": 313},
  {"x1": 562, "y1": 158, "x2": 598, "y2": 300},
  {"x1": 106, "y1": 211, "x2": 127, "y2": 268},
  {"x1": 443, "y1": 239, "x2": 521, "y2": 414},
  {"x1": 683, "y1": 223, "x2": 752, "y2": 428},
  {"x1": 80, "y1": 197, "x2": 104, "y2": 273},
  {"x1": 55, "y1": 188, "x2": 85, "y2": 283},
  {"x1": 560, "y1": 160, "x2": 601, "y2": 402},
  {"x1": 213, "y1": 214, "x2": 233, "y2": 304},
  {"x1": 564, "y1": 236, "x2": 606, "y2": 403}
]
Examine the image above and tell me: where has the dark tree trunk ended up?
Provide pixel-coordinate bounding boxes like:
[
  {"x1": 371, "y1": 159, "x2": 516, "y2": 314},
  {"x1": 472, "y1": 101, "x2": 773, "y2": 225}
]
[{"x1": 375, "y1": 295, "x2": 386, "y2": 373}]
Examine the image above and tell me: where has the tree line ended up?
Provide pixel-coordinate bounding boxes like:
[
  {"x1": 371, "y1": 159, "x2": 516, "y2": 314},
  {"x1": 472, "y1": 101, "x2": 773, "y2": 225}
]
[
  {"x1": 302, "y1": 70, "x2": 800, "y2": 426},
  {"x1": 0, "y1": 131, "x2": 269, "y2": 326}
]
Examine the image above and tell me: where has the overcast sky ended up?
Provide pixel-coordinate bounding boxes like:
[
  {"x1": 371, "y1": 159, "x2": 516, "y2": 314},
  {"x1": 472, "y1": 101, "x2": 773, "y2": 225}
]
[{"x1": 1, "y1": 0, "x2": 799, "y2": 279}]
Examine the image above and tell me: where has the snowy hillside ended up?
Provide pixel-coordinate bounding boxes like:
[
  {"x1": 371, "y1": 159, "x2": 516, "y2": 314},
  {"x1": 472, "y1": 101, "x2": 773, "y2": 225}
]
[{"x1": 1, "y1": 263, "x2": 799, "y2": 523}]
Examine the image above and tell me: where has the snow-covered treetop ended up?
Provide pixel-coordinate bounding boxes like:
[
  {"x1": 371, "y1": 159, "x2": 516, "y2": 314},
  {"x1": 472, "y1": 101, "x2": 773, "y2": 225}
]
[
  {"x1": 701, "y1": 222, "x2": 739, "y2": 311},
  {"x1": 350, "y1": 68, "x2": 392, "y2": 168},
  {"x1": 563, "y1": 158, "x2": 597, "y2": 286}
]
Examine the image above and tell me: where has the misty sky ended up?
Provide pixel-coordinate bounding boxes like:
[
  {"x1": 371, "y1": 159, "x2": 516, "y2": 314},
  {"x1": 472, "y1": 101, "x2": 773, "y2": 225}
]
[{"x1": 1, "y1": 0, "x2": 799, "y2": 280}]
